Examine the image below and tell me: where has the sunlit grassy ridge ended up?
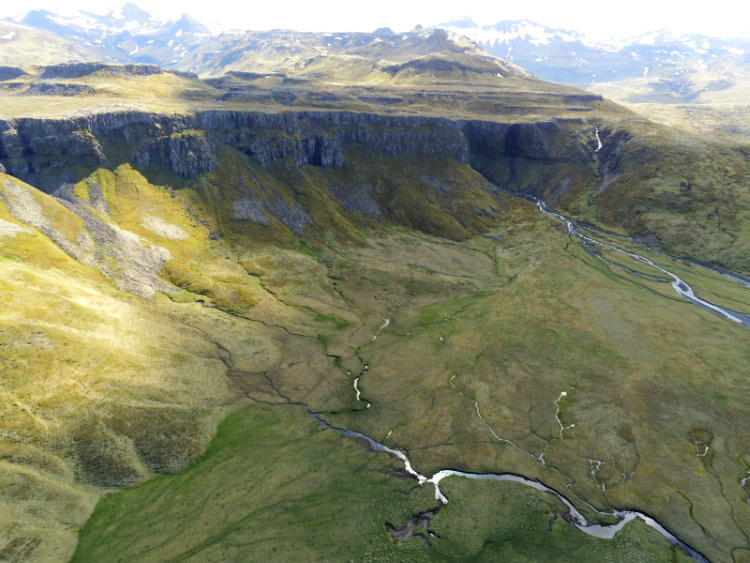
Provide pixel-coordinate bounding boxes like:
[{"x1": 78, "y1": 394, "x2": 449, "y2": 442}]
[{"x1": 0, "y1": 168, "x2": 353, "y2": 560}]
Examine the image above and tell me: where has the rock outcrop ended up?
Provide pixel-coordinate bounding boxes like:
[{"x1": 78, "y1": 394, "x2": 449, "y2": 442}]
[
  {"x1": 39, "y1": 63, "x2": 165, "y2": 79},
  {"x1": 0, "y1": 66, "x2": 25, "y2": 81},
  {"x1": 0, "y1": 110, "x2": 595, "y2": 192}
]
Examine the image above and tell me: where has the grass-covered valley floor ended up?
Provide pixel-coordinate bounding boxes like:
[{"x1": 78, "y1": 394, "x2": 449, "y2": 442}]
[
  {"x1": 1, "y1": 155, "x2": 749, "y2": 562},
  {"x1": 71, "y1": 404, "x2": 687, "y2": 562}
]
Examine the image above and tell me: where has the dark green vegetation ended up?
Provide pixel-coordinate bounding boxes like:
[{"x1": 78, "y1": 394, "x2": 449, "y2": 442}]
[
  {"x1": 72, "y1": 405, "x2": 436, "y2": 561},
  {"x1": 72, "y1": 404, "x2": 683, "y2": 562}
]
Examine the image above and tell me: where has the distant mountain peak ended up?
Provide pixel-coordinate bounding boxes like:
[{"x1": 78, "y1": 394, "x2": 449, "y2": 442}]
[
  {"x1": 19, "y1": 9, "x2": 55, "y2": 27},
  {"x1": 442, "y1": 16, "x2": 477, "y2": 29},
  {"x1": 373, "y1": 27, "x2": 394, "y2": 37},
  {"x1": 117, "y1": 3, "x2": 152, "y2": 23}
]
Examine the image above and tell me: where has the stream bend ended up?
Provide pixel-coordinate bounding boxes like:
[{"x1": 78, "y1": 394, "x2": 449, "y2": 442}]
[
  {"x1": 530, "y1": 196, "x2": 750, "y2": 328},
  {"x1": 309, "y1": 411, "x2": 709, "y2": 562},
  {"x1": 305, "y1": 198, "x2": 737, "y2": 562}
]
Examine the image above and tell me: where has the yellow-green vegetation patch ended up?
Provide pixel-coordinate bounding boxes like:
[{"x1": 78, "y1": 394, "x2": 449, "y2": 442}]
[{"x1": 0, "y1": 257, "x2": 239, "y2": 561}]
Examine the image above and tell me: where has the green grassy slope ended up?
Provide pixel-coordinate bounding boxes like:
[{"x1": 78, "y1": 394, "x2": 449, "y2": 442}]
[{"x1": 72, "y1": 404, "x2": 682, "y2": 562}]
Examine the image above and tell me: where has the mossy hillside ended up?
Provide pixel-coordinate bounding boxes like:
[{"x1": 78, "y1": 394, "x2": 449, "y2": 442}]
[
  {"x1": 64, "y1": 162, "x2": 363, "y2": 346},
  {"x1": 191, "y1": 145, "x2": 502, "y2": 246},
  {"x1": 67, "y1": 164, "x2": 266, "y2": 315},
  {"x1": 0, "y1": 257, "x2": 236, "y2": 562},
  {"x1": 0, "y1": 207, "x2": 358, "y2": 561},
  {"x1": 559, "y1": 122, "x2": 750, "y2": 273},
  {"x1": 198, "y1": 147, "x2": 363, "y2": 247},
  {"x1": 73, "y1": 404, "x2": 681, "y2": 562},
  {"x1": 1, "y1": 169, "x2": 352, "y2": 560},
  {"x1": 58, "y1": 157, "x2": 434, "y2": 400}
]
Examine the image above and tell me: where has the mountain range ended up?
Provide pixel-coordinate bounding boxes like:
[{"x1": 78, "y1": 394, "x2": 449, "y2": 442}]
[{"x1": 4, "y1": 4, "x2": 750, "y2": 107}]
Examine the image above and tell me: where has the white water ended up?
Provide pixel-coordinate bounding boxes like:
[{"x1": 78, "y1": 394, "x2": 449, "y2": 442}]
[
  {"x1": 588, "y1": 459, "x2": 606, "y2": 491},
  {"x1": 372, "y1": 317, "x2": 390, "y2": 341},
  {"x1": 594, "y1": 128, "x2": 603, "y2": 152},
  {"x1": 554, "y1": 391, "x2": 575, "y2": 439},
  {"x1": 355, "y1": 318, "x2": 390, "y2": 407},
  {"x1": 309, "y1": 411, "x2": 708, "y2": 562},
  {"x1": 532, "y1": 198, "x2": 749, "y2": 328}
]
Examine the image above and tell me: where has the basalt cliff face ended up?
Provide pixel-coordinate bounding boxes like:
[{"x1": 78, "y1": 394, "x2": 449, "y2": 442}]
[
  {"x1": 2, "y1": 108, "x2": 746, "y2": 273},
  {"x1": 0, "y1": 111, "x2": 592, "y2": 187}
]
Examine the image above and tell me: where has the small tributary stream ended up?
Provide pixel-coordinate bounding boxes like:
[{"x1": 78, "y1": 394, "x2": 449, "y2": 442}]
[
  {"x1": 531, "y1": 196, "x2": 750, "y2": 328},
  {"x1": 304, "y1": 196, "x2": 750, "y2": 561}
]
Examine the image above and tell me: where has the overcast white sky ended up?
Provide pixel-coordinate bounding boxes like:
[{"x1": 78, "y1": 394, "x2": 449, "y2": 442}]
[{"x1": 4, "y1": 0, "x2": 750, "y2": 40}]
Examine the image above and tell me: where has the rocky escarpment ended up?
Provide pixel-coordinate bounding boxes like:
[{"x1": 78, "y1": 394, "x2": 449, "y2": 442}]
[
  {"x1": 0, "y1": 110, "x2": 597, "y2": 192},
  {"x1": 0, "y1": 66, "x2": 25, "y2": 81},
  {"x1": 4, "y1": 107, "x2": 743, "y2": 271},
  {"x1": 38, "y1": 63, "x2": 198, "y2": 79}
]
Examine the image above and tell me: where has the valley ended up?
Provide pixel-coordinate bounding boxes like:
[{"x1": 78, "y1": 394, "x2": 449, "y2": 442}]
[{"x1": 0, "y1": 5, "x2": 749, "y2": 563}]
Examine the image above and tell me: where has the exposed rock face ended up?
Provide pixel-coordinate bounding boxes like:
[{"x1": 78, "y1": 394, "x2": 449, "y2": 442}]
[
  {"x1": 0, "y1": 218, "x2": 31, "y2": 237},
  {"x1": 266, "y1": 197, "x2": 312, "y2": 236},
  {"x1": 24, "y1": 83, "x2": 95, "y2": 96},
  {"x1": 328, "y1": 181, "x2": 382, "y2": 217},
  {"x1": 1, "y1": 177, "x2": 95, "y2": 262},
  {"x1": 232, "y1": 197, "x2": 270, "y2": 225},
  {"x1": 0, "y1": 110, "x2": 597, "y2": 194},
  {"x1": 0, "y1": 66, "x2": 25, "y2": 81},
  {"x1": 134, "y1": 131, "x2": 217, "y2": 177},
  {"x1": 1, "y1": 176, "x2": 174, "y2": 298},
  {"x1": 0, "y1": 118, "x2": 105, "y2": 188},
  {"x1": 40, "y1": 63, "x2": 164, "y2": 79},
  {"x1": 142, "y1": 215, "x2": 189, "y2": 240}
]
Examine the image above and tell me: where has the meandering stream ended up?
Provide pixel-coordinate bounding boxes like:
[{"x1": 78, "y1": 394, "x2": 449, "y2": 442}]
[
  {"x1": 310, "y1": 263, "x2": 718, "y2": 562},
  {"x1": 531, "y1": 196, "x2": 750, "y2": 328},
  {"x1": 302, "y1": 196, "x2": 750, "y2": 561},
  {"x1": 310, "y1": 410, "x2": 709, "y2": 562}
]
